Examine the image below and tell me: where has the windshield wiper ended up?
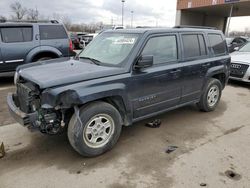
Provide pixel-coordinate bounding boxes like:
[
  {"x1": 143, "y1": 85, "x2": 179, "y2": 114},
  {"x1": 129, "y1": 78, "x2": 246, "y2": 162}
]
[{"x1": 79, "y1": 56, "x2": 101, "y2": 65}]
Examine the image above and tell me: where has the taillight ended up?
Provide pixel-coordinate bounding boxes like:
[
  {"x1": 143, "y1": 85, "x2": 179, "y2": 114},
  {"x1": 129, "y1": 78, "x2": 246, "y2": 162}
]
[{"x1": 69, "y1": 39, "x2": 74, "y2": 51}]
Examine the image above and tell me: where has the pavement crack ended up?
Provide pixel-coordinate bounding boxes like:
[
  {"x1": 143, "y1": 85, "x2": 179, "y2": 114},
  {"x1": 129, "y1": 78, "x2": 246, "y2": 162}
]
[
  {"x1": 223, "y1": 125, "x2": 245, "y2": 136},
  {"x1": 186, "y1": 125, "x2": 248, "y2": 154}
]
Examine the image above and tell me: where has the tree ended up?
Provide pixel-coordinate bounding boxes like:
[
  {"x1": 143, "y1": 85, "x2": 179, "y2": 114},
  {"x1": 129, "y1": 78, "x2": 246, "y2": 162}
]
[
  {"x1": 10, "y1": 1, "x2": 27, "y2": 20},
  {"x1": 0, "y1": 15, "x2": 7, "y2": 22},
  {"x1": 27, "y1": 8, "x2": 39, "y2": 20},
  {"x1": 62, "y1": 16, "x2": 72, "y2": 30}
]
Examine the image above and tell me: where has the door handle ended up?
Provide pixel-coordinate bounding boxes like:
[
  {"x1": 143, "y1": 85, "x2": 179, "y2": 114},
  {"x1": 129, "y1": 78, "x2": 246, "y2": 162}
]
[
  {"x1": 202, "y1": 63, "x2": 210, "y2": 68},
  {"x1": 35, "y1": 34, "x2": 40, "y2": 40},
  {"x1": 170, "y1": 69, "x2": 181, "y2": 74}
]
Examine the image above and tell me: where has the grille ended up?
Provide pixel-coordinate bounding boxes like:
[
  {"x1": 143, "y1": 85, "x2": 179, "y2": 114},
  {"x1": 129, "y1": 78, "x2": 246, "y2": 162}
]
[
  {"x1": 17, "y1": 83, "x2": 33, "y2": 113},
  {"x1": 230, "y1": 63, "x2": 249, "y2": 78}
]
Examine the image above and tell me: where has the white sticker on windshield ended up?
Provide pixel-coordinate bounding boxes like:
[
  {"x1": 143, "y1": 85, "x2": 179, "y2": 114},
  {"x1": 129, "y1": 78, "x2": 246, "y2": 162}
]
[{"x1": 113, "y1": 38, "x2": 135, "y2": 45}]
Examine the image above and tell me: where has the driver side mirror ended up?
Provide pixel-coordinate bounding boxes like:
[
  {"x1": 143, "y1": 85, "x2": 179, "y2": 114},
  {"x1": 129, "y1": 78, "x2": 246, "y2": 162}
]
[{"x1": 134, "y1": 55, "x2": 153, "y2": 70}]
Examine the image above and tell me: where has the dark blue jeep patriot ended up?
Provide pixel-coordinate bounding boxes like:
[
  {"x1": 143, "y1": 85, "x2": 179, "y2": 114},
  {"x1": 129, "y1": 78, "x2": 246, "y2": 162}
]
[{"x1": 7, "y1": 27, "x2": 230, "y2": 157}]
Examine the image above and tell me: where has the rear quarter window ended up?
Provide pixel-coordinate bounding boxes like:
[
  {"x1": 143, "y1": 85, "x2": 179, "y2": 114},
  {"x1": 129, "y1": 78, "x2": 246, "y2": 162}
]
[
  {"x1": 208, "y1": 34, "x2": 227, "y2": 55},
  {"x1": 39, "y1": 25, "x2": 68, "y2": 40}
]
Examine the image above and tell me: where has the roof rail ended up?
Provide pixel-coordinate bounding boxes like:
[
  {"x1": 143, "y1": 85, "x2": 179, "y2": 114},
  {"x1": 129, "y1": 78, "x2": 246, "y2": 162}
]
[
  {"x1": 174, "y1": 25, "x2": 217, "y2": 30},
  {"x1": 0, "y1": 19, "x2": 59, "y2": 24}
]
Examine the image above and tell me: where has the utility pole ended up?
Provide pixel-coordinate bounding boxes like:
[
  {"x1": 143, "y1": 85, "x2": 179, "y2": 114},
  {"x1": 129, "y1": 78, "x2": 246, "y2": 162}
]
[
  {"x1": 226, "y1": 4, "x2": 233, "y2": 37},
  {"x1": 111, "y1": 17, "x2": 113, "y2": 26},
  {"x1": 121, "y1": 0, "x2": 125, "y2": 26},
  {"x1": 131, "y1": 10, "x2": 134, "y2": 28}
]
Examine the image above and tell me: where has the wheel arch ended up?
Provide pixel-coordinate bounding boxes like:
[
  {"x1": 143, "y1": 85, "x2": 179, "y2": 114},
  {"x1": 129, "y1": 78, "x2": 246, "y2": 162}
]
[
  {"x1": 25, "y1": 46, "x2": 63, "y2": 63},
  {"x1": 205, "y1": 65, "x2": 228, "y2": 90}
]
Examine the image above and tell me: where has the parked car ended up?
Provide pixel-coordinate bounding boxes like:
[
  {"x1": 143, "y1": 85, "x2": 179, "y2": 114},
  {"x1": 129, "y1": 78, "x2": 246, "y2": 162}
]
[
  {"x1": 79, "y1": 33, "x2": 98, "y2": 48},
  {"x1": 69, "y1": 33, "x2": 81, "y2": 49},
  {"x1": 230, "y1": 41, "x2": 250, "y2": 83},
  {"x1": 0, "y1": 20, "x2": 74, "y2": 77},
  {"x1": 227, "y1": 36, "x2": 248, "y2": 53},
  {"x1": 8, "y1": 27, "x2": 230, "y2": 157}
]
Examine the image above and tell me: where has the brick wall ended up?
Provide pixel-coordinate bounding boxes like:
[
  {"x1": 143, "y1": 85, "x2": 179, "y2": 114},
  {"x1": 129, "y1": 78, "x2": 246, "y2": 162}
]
[{"x1": 177, "y1": 0, "x2": 233, "y2": 10}]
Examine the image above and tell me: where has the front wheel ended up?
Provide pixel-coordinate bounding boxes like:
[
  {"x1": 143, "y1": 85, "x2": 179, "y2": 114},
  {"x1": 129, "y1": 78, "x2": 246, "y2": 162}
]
[
  {"x1": 197, "y1": 78, "x2": 222, "y2": 112},
  {"x1": 67, "y1": 102, "x2": 122, "y2": 157}
]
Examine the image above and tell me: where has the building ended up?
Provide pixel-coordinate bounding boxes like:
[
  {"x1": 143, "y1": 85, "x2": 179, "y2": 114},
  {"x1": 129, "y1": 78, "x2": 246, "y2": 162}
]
[{"x1": 176, "y1": 0, "x2": 250, "y2": 32}]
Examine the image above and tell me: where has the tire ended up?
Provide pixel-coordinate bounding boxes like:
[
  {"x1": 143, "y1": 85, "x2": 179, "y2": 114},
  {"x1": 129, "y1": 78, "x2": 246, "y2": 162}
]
[
  {"x1": 36, "y1": 57, "x2": 52, "y2": 61},
  {"x1": 197, "y1": 78, "x2": 222, "y2": 112},
  {"x1": 67, "y1": 102, "x2": 122, "y2": 157}
]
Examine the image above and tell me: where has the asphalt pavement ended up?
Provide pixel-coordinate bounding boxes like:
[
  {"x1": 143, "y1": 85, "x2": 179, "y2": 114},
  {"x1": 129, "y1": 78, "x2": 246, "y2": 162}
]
[{"x1": 0, "y1": 79, "x2": 250, "y2": 188}]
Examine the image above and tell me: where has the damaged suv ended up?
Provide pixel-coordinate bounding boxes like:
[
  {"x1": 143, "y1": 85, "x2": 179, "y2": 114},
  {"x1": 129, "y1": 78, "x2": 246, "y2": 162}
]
[{"x1": 8, "y1": 27, "x2": 230, "y2": 157}]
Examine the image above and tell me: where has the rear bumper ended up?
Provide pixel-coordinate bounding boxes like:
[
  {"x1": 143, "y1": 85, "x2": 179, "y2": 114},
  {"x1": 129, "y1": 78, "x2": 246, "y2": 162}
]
[{"x1": 7, "y1": 93, "x2": 37, "y2": 126}]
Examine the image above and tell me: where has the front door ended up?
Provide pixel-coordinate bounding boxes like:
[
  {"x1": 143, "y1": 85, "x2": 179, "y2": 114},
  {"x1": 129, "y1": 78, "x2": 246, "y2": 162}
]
[{"x1": 129, "y1": 34, "x2": 182, "y2": 119}]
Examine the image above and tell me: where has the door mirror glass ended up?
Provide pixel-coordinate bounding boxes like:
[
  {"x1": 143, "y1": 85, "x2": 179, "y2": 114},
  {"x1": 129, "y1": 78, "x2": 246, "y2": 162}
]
[{"x1": 135, "y1": 55, "x2": 153, "y2": 69}]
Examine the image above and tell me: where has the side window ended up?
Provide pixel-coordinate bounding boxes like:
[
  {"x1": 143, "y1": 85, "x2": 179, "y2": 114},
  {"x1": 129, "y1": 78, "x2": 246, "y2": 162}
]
[
  {"x1": 182, "y1": 34, "x2": 200, "y2": 58},
  {"x1": 1, "y1": 28, "x2": 23, "y2": 43},
  {"x1": 22, "y1": 27, "x2": 33, "y2": 42},
  {"x1": 141, "y1": 35, "x2": 177, "y2": 65},
  {"x1": 0, "y1": 27, "x2": 32, "y2": 43},
  {"x1": 39, "y1": 25, "x2": 68, "y2": 40},
  {"x1": 208, "y1": 34, "x2": 227, "y2": 55}
]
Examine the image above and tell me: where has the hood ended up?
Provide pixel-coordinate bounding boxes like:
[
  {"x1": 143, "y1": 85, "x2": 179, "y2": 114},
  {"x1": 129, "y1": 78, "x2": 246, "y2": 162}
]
[
  {"x1": 231, "y1": 52, "x2": 250, "y2": 65},
  {"x1": 18, "y1": 57, "x2": 124, "y2": 89}
]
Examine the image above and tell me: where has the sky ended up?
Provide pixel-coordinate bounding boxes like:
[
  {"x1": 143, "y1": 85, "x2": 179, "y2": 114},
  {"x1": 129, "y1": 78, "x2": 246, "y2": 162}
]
[
  {"x1": 0, "y1": 0, "x2": 177, "y2": 27},
  {"x1": 0, "y1": 0, "x2": 249, "y2": 31}
]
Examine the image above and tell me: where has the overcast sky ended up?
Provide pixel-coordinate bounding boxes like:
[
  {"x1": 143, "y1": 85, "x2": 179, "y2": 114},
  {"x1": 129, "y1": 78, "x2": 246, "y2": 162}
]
[
  {"x1": 0, "y1": 0, "x2": 249, "y2": 31},
  {"x1": 0, "y1": 0, "x2": 177, "y2": 27}
]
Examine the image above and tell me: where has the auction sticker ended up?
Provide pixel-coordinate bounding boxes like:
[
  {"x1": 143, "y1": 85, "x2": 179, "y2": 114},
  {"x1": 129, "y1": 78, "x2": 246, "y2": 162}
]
[{"x1": 113, "y1": 38, "x2": 135, "y2": 45}]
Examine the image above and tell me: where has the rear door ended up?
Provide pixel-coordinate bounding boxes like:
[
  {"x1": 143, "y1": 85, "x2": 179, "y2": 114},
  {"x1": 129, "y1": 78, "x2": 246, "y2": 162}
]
[
  {"x1": 179, "y1": 33, "x2": 210, "y2": 103},
  {"x1": 39, "y1": 24, "x2": 69, "y2": 56},
  {"x1": 0, "y1": 25, "x2": 36, "y2": 73}
]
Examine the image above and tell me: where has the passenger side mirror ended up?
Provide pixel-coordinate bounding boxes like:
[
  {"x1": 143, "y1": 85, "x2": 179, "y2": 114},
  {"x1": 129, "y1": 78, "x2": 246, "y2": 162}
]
[{"x1": 134, "y1": 55, "x2": 153, "y2": 70}]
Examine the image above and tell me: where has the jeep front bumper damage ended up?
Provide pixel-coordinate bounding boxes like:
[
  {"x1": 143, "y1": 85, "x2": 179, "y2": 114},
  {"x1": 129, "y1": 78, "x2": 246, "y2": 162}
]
[{"x1": 7, "y1": 93, "x2": 38, "y2": 127}]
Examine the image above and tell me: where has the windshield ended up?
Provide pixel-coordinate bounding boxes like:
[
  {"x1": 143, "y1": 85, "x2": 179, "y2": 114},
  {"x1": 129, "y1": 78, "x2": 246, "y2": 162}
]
[
  {"x1": 78, "y1": 32, "x2": 139, "y2": 66},
  {"x1": 239, "y1": 42, "x2": 250, "y2": 52}
]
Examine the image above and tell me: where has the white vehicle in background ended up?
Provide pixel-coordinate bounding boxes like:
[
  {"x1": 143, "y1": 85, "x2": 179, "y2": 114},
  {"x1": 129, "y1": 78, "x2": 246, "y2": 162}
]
[
  {"x1": 230, "y1": 41, "x2": 250, "y2": 83},
  {"x1": 79, "y1": 33, "x2": 98, "y2": 48}
]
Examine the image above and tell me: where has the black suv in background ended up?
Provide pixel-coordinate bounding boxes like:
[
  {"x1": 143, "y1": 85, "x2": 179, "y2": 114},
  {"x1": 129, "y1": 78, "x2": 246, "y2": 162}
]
[
  {"x1": 0, "y1": 20, "x2": 74, "y2": 76},
  {"x1": 8, "y1": 27, "x2": 230, "y2": 157}
]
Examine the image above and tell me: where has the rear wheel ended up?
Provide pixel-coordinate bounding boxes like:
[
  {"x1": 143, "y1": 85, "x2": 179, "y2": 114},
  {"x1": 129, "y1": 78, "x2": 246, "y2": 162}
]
[
  {"x1": 197, "y1": 78, "x2": 222, "y2": 112},
  {"x1": 67, "y1": 102, "x2": 122, "y2": 157}
]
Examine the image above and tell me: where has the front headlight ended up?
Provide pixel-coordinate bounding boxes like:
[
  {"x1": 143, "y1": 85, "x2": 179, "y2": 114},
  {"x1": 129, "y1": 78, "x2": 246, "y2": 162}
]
[{"x1": 14, "y1": 71, "x2": 19, "y2": 85}]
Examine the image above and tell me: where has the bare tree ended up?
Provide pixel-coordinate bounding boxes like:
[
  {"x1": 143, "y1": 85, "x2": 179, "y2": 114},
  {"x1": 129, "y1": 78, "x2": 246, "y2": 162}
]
[
  {"x1": 10, "y1": 1, "x2": 27, "y2": 20},
  {"x1": 27, "y1": 8, "x2": 39, "y2": 20},
  {"x1": 0, "y1": 15, "x2": 7, "y2": 22},
  {"x1": 62, "y1": 16, "x2": 72, "y2": 30}
]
